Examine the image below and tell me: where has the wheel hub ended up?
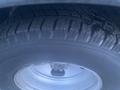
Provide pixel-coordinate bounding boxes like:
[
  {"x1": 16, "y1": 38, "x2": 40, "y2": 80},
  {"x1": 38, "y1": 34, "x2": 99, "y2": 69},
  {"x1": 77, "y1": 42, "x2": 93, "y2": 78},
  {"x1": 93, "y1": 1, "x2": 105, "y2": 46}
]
[{"x1": 14, "y1": 62, "x2": 102, "y2": 90}]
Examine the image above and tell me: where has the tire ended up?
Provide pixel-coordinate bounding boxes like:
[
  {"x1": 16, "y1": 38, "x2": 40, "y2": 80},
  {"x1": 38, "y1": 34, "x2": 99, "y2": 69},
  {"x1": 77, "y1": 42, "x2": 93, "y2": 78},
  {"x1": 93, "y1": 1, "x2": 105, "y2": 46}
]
[{"x1": 0, "y1": 4, "x2": 120, "y2": 90}]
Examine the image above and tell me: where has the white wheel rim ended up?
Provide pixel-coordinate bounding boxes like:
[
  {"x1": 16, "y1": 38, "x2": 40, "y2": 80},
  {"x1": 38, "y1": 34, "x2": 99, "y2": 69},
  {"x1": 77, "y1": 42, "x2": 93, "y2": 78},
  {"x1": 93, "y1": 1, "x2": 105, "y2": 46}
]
[{"x1": 14, "y1": 62, "x2": 103, "y2": 90}]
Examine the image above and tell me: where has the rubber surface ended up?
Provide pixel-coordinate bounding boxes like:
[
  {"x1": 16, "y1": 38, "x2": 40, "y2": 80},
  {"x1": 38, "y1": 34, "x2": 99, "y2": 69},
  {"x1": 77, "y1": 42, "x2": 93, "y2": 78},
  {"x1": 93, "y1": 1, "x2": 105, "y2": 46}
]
[
  {"x1": 0, "y1": 5, "x2": 120, "y2": 52},
  {"x1": 0, "y1": 4, "x2": 120, "y2": 90}
]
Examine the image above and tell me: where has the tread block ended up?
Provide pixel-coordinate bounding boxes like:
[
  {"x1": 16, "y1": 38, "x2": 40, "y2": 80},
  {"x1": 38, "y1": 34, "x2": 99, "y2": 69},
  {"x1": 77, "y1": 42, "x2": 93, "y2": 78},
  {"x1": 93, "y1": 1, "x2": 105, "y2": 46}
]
[
  {"x1": 78, "y1": 24, "x2": 91, "y2": 42},
  {"x1": 41, "y1": 16, "x2": 56, "y2": 39},
  {"x1": 54, "y1": 17, "x2": 70, "y2": 39},
  {"x1": 90, "y1": 30, "x2": 105, "y2": 46},
  {"x1": 16, "y1": 19, "x2": 31, "y2": 33},
  {"x1": 102, "y1": 35, "x2": 116, "y2": 50},
  {"x1": 67, "y1": 19, "x2": 81, "y2": 40}
]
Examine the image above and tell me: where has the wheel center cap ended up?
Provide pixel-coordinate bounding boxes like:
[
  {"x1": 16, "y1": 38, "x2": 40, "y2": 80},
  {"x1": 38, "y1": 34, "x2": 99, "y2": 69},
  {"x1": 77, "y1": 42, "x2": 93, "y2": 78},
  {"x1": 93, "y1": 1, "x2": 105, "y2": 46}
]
[{"x1": 14, "y1": 62, "x2": 102, "y2": 90}]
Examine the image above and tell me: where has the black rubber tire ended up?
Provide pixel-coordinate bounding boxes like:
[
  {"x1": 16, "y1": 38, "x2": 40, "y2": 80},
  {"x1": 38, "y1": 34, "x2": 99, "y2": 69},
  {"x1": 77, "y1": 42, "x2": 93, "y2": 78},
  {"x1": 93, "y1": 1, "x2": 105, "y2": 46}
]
[{"x1": 0, "y1": 4, "x2": 120, "y2": 90}]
